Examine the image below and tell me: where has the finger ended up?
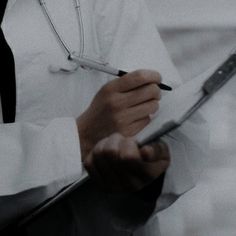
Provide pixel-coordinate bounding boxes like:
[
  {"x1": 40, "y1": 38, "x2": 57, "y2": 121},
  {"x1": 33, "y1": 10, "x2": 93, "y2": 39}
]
[
  {"x1": 93, "y1": 133, "x2": 122, "y2": 160},
  {"x1": 141, "y1": 160, "x2": 170, "y2": 180},
  {"x1": 122, "y1": 83, "x2": 161, "y2": 107},
  {"x1": 124, "y1": 99, "x2": 159, "y2": 123},
  {"x1": 119, "y1": 137, "x2": 142, "y2": 162},
  {"x1": 93, "y1": 135, "x2": 143, "y2": 193},
  {"x1": 113, "y1": 70, "x2": 162, "y2": 92},
  {"x1": 140, "y1": 142, "x2": 170, "y2": 162},
  {"x1": 121, "y1": 117, "x2": 151, "y2": 137},
  {"x1": 151, "y1": 141, "x2": 171, "y2": 162},
  {"x1": 83, "y1": 140, "x2": 108, "y2": 188},
  {"x1": 110, "y1": 137, "x2": 145, "y2": 192},
  {"x1": 119, "y1": 145, "x2": 154, "y2": 185},
  {"x1": 93, "y1": 134, "x2": 124, "y2": 192},
  {"x1": 128, "y1": 143, "x2": 170, "y2": 183},
  {"x1": 140, "y1": 145, "x2": 156, "y2": 162}
]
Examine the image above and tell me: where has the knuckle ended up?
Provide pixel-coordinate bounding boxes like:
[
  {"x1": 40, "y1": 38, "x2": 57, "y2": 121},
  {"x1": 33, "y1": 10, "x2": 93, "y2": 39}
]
[
  {"x1": 93, "y1": 144, "x2": 119, "y2": 161},
  {"x1": 92, "y1": 137, "x2": 109, "y2": 155}
]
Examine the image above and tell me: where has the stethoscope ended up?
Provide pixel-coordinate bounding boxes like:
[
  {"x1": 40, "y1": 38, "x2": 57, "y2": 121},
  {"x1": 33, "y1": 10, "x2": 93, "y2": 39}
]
[
  {"x1": 38, "y1": 0, "x2": 173, "y2": 88},
  {"x1": 38, "y1": 0, "x2": 128, "y2": 77}
]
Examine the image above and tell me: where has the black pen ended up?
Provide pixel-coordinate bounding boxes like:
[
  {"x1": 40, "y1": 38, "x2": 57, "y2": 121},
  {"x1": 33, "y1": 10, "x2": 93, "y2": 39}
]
[
  {"x1": 69, "y1": 54, "x2": 172, "y2": 91},
  {"x1": 117, "y1": 70, "x2": 172, "y2": 90}
]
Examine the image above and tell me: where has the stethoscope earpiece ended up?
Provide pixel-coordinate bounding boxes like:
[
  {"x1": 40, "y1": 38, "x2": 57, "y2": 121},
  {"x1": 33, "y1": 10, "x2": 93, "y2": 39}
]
[{"x1": 40, "y1": 0, "x2": 117, "y2": 76}]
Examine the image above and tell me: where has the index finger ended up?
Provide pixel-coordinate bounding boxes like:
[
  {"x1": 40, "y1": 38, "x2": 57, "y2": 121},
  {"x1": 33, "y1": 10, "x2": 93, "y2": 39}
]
[{"x1": 114, "y1": 70, "x2": 162, "y2": 92}]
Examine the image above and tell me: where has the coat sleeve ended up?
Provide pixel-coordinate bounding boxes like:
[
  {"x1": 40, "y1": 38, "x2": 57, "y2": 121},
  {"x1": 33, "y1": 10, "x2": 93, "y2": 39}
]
[
  {"x1": 95, "y1": 0, "x2": 209, "y2": 230},
  {"x1": 0, "y1": 118, "x2": 84, "y2": 228}
]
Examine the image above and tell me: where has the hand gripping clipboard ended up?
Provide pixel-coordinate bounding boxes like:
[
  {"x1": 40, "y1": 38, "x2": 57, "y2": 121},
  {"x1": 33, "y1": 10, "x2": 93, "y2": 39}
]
[{"x1": 4, "y1": 51, "x2": 236, "y2": 232}]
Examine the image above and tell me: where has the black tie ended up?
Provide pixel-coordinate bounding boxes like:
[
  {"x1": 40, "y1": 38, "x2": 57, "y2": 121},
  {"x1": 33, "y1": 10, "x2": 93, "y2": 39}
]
[{"x1": 0, "y1": 0, "x2": 16, "y2": 123}]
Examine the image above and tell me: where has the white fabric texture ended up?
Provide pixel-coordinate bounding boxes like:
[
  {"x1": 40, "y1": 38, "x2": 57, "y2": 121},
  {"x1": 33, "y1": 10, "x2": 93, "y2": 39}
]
[{"x1": 0, "y1": 0, "x2": 208, "y2": 234}]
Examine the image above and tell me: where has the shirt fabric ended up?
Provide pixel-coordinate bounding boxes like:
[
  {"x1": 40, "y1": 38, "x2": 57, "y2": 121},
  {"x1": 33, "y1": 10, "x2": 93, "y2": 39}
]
[{"x1": 0, "y1": 0, "x2": 208, "y2": 235}]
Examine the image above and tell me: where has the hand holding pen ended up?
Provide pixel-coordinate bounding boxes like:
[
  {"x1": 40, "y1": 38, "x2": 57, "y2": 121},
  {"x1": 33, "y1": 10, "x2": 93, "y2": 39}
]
[
  {"x1": 18, "y1": 68, "x2": 168, "y2": 229},
  {"x1": 69, "y1": 54, "x2": 172, "y2": 91},
  {"x1": 77, "y1": 69, "x2": 164, "y2": 157}
]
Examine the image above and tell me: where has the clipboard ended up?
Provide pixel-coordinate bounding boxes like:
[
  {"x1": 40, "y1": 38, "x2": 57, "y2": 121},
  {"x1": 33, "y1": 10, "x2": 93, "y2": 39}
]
[
  {"x1": 137, "y1": 52, "x2": 236, "y2": 146},
  {"x1": 5, "y1": 51, "x2": 236, "y2": 232}
]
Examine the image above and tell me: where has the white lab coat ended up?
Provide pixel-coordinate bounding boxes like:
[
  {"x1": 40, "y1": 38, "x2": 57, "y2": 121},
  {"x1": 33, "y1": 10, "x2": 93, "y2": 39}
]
[{"x1": 0, "y1": 0, "x2": 208, "y2": 235}]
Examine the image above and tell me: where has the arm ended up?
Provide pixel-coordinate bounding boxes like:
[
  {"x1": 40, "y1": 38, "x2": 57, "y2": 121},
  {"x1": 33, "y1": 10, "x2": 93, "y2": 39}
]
[{"x1": 95, "y1": 0, "x2": 209, "y2": 228}]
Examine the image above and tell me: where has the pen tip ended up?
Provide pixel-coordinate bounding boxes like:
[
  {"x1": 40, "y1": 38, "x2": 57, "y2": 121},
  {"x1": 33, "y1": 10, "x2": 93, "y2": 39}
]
[{"x1": 159, "y1": 83, "x2": 172, "y2": 91}]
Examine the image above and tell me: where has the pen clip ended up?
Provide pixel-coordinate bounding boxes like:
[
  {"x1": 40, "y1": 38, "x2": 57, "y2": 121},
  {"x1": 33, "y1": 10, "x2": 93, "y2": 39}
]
[{"x1": 69, "y1": 52, "x2": 109, "y2": 71}]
